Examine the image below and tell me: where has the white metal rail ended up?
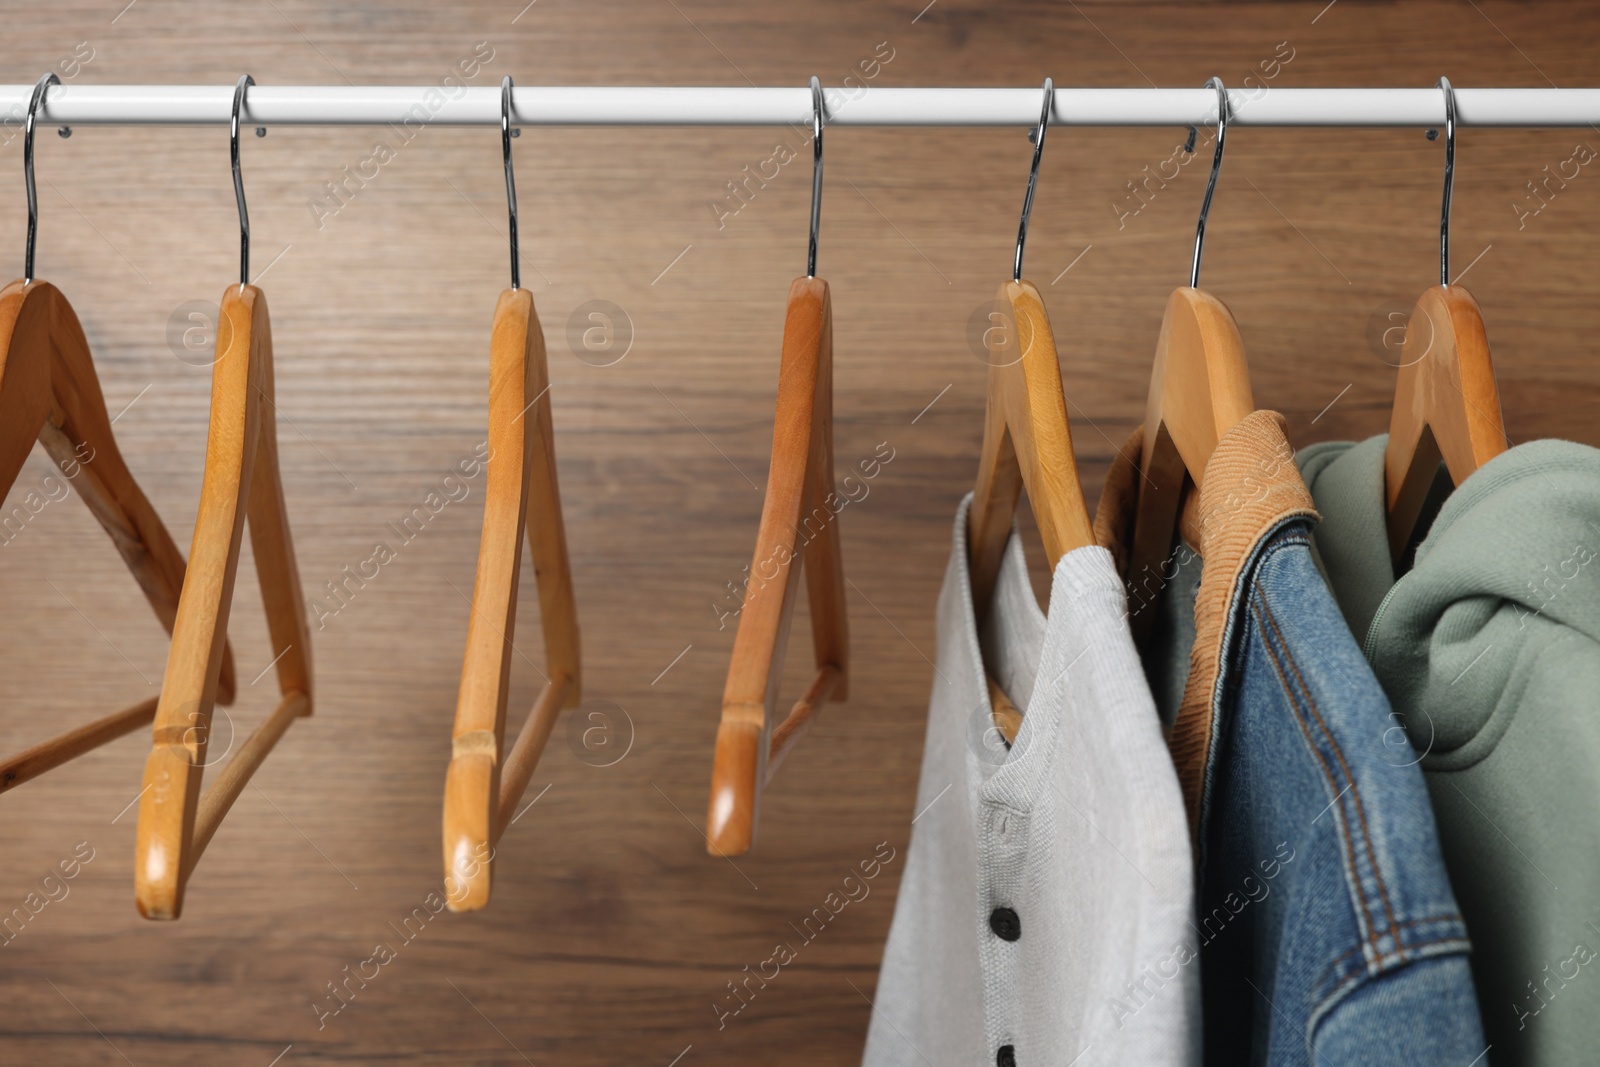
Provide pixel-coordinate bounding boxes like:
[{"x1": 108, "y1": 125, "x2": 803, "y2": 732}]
[{"x1": 0, "y1": 85, "x2": 1597, "y2": 128}]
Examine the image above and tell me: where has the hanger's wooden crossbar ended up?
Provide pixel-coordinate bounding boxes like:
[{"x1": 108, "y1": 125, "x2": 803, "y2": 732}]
[
  {"x1": 443, "y1": 287, "x2": 580, "y2": 913},
  {"x1": 0, "y1": 279, "x2": 237, "y2": 794},
  {"x1": 706, "y1": 276, "x2": 848, "y2": 858},
  {"x1": 134, "y1": 283, "x2": 312, "y2": 921},
  {"x1": 1, "y1": 697, "x2": 158, "y2": 793}
]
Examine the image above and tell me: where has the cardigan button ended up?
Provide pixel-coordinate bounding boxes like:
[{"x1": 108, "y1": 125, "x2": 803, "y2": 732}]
[
  {"x1": 989, "y1": 906, "x2": 1021, "y2": 942},
  {"x1": 996, "y1": 1044, "x2": 1016, "y2": 1067}
]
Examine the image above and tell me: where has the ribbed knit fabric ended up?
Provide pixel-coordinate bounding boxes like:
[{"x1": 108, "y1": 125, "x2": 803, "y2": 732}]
[
  {"x1": 863, "y1": 494, "x2": 1199, "y2": 1067},
  {"x1": 1095, "y1": 411, "x2": 1318, "y2": 830}
]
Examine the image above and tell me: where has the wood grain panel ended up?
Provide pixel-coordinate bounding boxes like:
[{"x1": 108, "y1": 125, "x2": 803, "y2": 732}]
[{"x1": 2, "y1": 1, "x2": 1598, "y2": 1063}]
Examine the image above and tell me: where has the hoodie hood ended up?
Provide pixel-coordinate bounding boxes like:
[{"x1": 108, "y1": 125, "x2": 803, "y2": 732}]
[{"x1": 1299, "y1": 435, "x2": 1600, "y2": 763}]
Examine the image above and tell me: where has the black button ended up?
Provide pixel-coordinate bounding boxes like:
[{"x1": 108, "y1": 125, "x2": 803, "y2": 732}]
[
  {"x1": 996, "y1": 1045, "x2": 1016, "y2": 1067},
  {"x1": 989, "y1": 907, "x2": 1021, "y2": 941}
]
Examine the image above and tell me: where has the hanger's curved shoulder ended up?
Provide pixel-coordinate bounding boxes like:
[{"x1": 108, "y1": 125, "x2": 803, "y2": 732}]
[
  {"x1": 969, "y1": 279, "x2": 1094, "y2": 613},
  {"x1": 444, "y1": 286, "x2": 580, "y2": 911},
  {"x1": 135, "y1": 283, "x2": 310, "y2": 920},
  {"x1": 792, "y1": 276, "x2": 847, "y2": 735},
  {"x1": 519, "y1": 291, "x2": 580, "y2": 709},
  {"x1": 51, "y1": 281, "x2": 243, "y2": 705},
  {"x1": 707, "y1": 275, "x2": 846, "y2": 858},
  {"x1": 445, "y1": 287, "x2": 539, "y2": 912},
  {"x1": 1139, "y1": 287, "x2": 1254, "y2": 490},
  {"x1": 1125, "y1": 287, "x2": 1255, "y2": 631},
  {"x1": 1384, "y1": 284, "x2": 1506, "y2": 559},
  {"x1": 0, "y1": 281, "x2": 55, "y2": 498},
  {"x1": 240, "y1": 287, "x2": 312, "y2": 705}
]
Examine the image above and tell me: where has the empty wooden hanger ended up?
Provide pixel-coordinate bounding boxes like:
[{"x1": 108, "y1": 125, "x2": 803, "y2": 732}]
[
  {"x1": 1127, "y1": 78, "x2": 1255, "y2": 642},
  {"x1": 707, "y1": 78, "x2": 848, "y2": 857},
  {"x1": 134, "y1": 78, "x2": 313, "y2": 920},
  {"x1": 1385, "y1": 78, "x2": 1506, "y2": 562},
  {"x1": 967, "y1": 79, "x2": 1094, "y2": 744},
  {"x1": 443, "y1": 77, "x2": 581, "y2": 912},
  {"x1": 0, "y1": 75, "x2": 237, "y2": 794}
]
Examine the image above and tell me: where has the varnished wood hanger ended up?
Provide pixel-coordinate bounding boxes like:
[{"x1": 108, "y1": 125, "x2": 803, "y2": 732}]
[
  {"x1": 0, "y1": 73, "x2": 237, "y2": 795},
  {"x1": 133, "y1": 280, "x2": 312, "y2": 919},
  {"x1": 443, "y1": 78, "x2": 581, "y2": 912},
  {"x1": 968, "y1": 80, "x2": 1093, "y2": 744},
  {"x1": 707, "y1": 79, "x2": 847, "y2": 857},
  {"x1": 969, "y1": 285, "x2": 1095, "y2": 626},
  {"x1": 1126, "y1": 78, "x2": 1255, "y2": 642},
  {"x1": 707, "y1": 275, "x2": 847, "y2": 857},
  {"x1": 442, "y1": 289, "x2": 580, "y2": 912},
  {"x1": 134, "y1": 77, "x2": 312, "y2": 920},
  {"x1": 969, "y1": 281, "x2": 1095, "y2": 744},
  {"x1": 0, "y1": 279, "x2": 238, "y2": 792},
  {"x1": 1384, "y1": 78, "x2": 1506, "y2": 562}
]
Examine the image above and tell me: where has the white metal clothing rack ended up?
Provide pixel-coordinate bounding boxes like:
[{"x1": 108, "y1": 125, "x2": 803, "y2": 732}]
[{"x1": 1, "y1": 85, "x2": 1597, "y2": 128}]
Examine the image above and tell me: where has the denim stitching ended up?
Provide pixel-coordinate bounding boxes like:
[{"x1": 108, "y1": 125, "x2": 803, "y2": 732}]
[
  {"x1": 1254, "y1": 598, "x2": 1408, "y2": 966},
  {"x1": 1250, "y1": 581, "x2": 1406, "y2": 963},
  {"x1": 1325, "y1": 915, "x2": 1469, "y2": 966},
  {"x1": 1304, "y1": 934, "x2": 1474, "y2": 1061},
  {"x1": 1195, "y1": 524, "x2": 1314, "y2": 861},
  {"x1": 1253, "y1": 530, "x2": 1312, "y2": 559},
  {"x1": 1312, "y1": 931, "x2": 1473, "y2": 1020},
  {"x1": 1248, "y1": 585, "x2": 1381, "y2": 951},
  {"x1": 1314, "y1": 915, "x2": 1471, "y2": 994},
  {"x1": 1257, "y1": 595, "x2": 1405, "y2": 960},
  {"x1": 1320, "y1": 933, "x2": 1471, "y2": 992}
]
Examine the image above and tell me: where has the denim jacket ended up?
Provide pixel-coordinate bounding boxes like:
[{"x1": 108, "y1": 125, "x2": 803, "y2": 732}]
[{"x1": 1095, "y1": 411, "x2": 1485, "y2": 1065}]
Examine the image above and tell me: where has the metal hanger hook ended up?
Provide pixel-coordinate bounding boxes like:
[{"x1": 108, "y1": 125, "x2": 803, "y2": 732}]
[
  {"x1": 24, "y1": 73, "x2": 60, "y2": 285},
  {"x1": 1190, "y1": 77, "x2": 1231, "y2": 289},
  {"x1": 232, "y1": 75, "x2": 254, "y2": 290},
  {"x1": 807, "y1": 76, "x2": 825, "y2": 279},
  {"x1": 1437, "y1": 76, "x2": 1456, "y2": 287},
  {"x1": 1013, "y1": 78, "x2": 1053, "y2": 283},
  {"x1": 502, "y1": 75, "x2": 520, "y2": 290}
]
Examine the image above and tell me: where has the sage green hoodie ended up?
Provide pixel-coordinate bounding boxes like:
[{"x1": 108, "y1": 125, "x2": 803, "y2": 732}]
[{"x1": 1298, "y1": 436, "x2": 1600, "y2": 1067}]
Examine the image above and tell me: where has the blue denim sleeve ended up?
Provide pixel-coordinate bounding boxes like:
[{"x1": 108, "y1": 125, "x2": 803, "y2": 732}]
[
  {"x1": 1198, "y1": 521, "x2": 1485, "y2": 1065},
  {"x1": 1313, "y1": 954, "x2": 1488, "y2": 1062}
]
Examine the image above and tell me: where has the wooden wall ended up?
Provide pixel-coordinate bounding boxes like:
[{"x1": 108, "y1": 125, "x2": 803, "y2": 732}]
[{"x1": 1, "y1": 1, "x2": 1595, "y2": 1063}]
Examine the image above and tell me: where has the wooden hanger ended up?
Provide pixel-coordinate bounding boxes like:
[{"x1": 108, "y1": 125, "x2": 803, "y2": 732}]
[
  {"x1": 968, "y1": 280, "x2": 1095, "y2": 741},
  {"x1": 134, "y1": 78, "x2": 312, "y2": 920},
  {"x1": 968, "y1": 81, "x2": 1093, "y2": 744},
  {"x1": 442, "y1": 287, "x2": 580, "y2": 912},
  {"x1": 1384, "y1": 79, "x2": 1506, "y2": 562},
  {"x1": 706, "y1": 80, "x2": 847, "y2": 857},
  {"x1": 442, "y1": 78, "x2": 581, "y2": 911},
  {"x1": 132, "y1": 281, "x2": 311, "y2": 920},
  {"x1": 1126, "y1": 79, "x2": 1254, "y2": 643},
  {"x1": 0, "y1": 279, "x2": 237, "y2": 793},
  {"x1": 0, "y1": 73, "x2": 237, "y2": 795},
  {"x1": 1125, "y1": 288, "x2": 1254, "y2": 637},
  {"x1": 969, "y1": 280, "x2": 1096, "y2": 611},
  {"x1": 706, "y1": 274, "x2": 848, "y2": 857}
]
